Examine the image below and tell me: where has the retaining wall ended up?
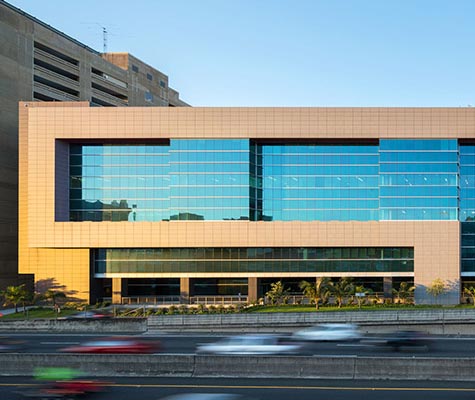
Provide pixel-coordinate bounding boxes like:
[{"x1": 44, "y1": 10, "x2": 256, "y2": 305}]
[
  {"x1": 148, "y1": 309, "x2": 475, "y2": 331},
  {"x1": 2, "y1": 310, "x2": 475, "y2": 333}
]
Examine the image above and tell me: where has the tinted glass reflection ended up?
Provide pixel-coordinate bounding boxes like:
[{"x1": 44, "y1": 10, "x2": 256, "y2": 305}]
[{"x1": 94, "y1": 247, "x2": 414, "y2": 274}]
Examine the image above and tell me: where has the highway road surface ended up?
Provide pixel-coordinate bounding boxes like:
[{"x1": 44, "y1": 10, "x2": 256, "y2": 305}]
[
  {"x1": 2, "y1": 377, "x2": 475, "y2": 399},
  {"x1": 2, "y1": 332, "x2": 475, "y2": 357}
]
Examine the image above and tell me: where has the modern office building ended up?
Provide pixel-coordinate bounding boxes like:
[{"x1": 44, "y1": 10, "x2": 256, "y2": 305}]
[
  {"x1": 20, "y1": 103, "x2": 475, "y2": 304},
  {"x1": 0, "y1": 0, "x2": 188, "y2": 289}
]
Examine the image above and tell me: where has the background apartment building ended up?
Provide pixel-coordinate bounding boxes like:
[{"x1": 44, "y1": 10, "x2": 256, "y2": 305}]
[
  {"x1": 0, "y1": 0, "x2": 188, "y2": 290},
  {"x1": 19, "y1": 104, "x2": 475, "y2": 305}
]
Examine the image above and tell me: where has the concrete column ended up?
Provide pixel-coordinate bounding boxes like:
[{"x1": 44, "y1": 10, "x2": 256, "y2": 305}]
[
  {"x1": 248, "y1": 277, "x2": 258, "y2": 303},
  {"x1": 383, "y1": 277, "x2": 393, "y2": 299},
  {"x1": 112, "y1": 278, "x2": 122, "y2": 304},
  {"x1": 180, "y1": 278, "x2": 190, "y2": 304}
]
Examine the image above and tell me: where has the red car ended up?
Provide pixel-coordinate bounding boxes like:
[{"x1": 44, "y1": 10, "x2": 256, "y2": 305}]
[{"x1": 60, "y1": 336, "x2": 160, "y2": 354}]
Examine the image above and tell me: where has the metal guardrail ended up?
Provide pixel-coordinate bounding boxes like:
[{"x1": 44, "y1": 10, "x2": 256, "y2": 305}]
[
  {"x1": 121, "y1": 295, "x2": 249, "y2": 305},
  {"x1": 121, "y1": 296, "x2": 181, "y2": 305},
  {"x1": 189, "y1": 296, "x2": 248, "y2": 305},
  {"x1": 119, "y1": 293, "x2": 396, "y2": 306}
]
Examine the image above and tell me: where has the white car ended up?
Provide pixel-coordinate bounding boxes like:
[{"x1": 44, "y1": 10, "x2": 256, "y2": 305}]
[
  {"x1": 196, "y1": 334, "x2": 301, "y2": 355},
  {"x1": 292, "y1": 323, "x2": 361, "y2": 342}
]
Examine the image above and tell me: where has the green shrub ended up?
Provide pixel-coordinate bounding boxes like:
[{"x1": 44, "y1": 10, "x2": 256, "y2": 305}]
[
  {"x1": 216, "y1": 305, "x2": 226, "y2": 314},
  {"x1": 178, "y1": 305, "x2": 188, "y2": 314},
  {"x1": 196, "y1": 304, "x2": 207, "y2": 314},
  {"x1": 63, "y1": 302, "x2": 87, "y2": 310},
  {"x1": 167, "y1": 305, "x2": 177, "y2": 315},
  {"x1": 208, "y1": 305, "x2": 217, "y2": 314},
  {"x1": 92, "y1": 301, "x2": 111, "y2": 309}
]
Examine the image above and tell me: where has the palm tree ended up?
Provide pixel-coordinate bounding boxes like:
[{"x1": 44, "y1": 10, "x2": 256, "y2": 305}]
[
  {"x1": 43, "y1": 289, "x2": 66, "y2": 308},
  {"x1": 330, "y1": 278, "x2": 355, "y2": 308},
  {"x1": 1, "y1": 284, "x2": 28, "y2": 313},
  {"x1": 463, "y1": 286, "x2": 475, "y2": 306},
  {"x1": 265, "y1": 281, "x2": 290, "y2": 305},
  {"x1": 426, "y1": 278, "x2": 446, "y2": 304},
  {"x1": 353, "y1": 284, "x2": 372, "y2": 308},
  {"x1": 299, "y1": 277, "x2": 332, "y2": 310},
  {"x1": 392, "y1": 282, "x2": 415, "y2": 304}
]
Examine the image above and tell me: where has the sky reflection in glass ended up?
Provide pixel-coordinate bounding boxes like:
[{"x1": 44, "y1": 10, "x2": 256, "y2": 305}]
[{"x1": 70, "y1": 139, "x2": 471, "y2": 223}]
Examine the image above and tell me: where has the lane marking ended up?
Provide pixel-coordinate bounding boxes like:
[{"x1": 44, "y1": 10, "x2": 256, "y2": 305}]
[
  {"x1": 2, "y1": 382, "x2": 475, "y2": 392},
  {"x1": 40, "y1": 342, "x2": 80, "y2": 345},
  {"x1": 72, "y1": 383, "x2": 475, "y2": 392}
]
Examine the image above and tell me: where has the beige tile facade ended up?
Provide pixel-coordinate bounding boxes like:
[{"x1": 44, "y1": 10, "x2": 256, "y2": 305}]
[{"x1": 20, "y1": 104, "x2": 473, "y2": 303}]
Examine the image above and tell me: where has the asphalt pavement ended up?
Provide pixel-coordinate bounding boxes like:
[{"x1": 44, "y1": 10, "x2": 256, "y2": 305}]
[
  {"x1": 2, "y1": 331, "x2": 475, "y2": 357},
  {"x1": 3, "y1": 376, "x2": 475, "y2": 400}
]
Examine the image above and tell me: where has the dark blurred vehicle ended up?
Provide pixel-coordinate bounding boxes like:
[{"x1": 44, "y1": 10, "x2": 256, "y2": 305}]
[
  {"x1": 158, "y1": 394, "x2": 259, "y2": 400},
  {"x1": 64, "y1": 310, "x2": 113, "y2": 319},
  {"x1": 362, "y1": 330, "x2": 432, "y2": 351},
  {"x1": 196, "y1": 334, "x2": 301, "y2": 355},
  {"x1": 0, "y1": 336, "x2": 26, "y2": 352},
  {"x1": 383, "y1": 330, "x2": 432, "y2": 351},
  {"x1": 292, "y1": 323, "x2": 362, "y2": 342},
  {"x1": 60, "y1": 336, "x2": 160, "y2": 354}
]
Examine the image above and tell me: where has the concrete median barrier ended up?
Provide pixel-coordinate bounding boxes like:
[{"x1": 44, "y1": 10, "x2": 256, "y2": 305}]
[
  {"x1": 0, "y1": 353, "x2": 195, "y2": 377},
  {"x1": 194, "y1": 355, "x2": 356, "y2": 379},
  {"x1": 1, "y1": 353, "x2": 475, "y2": 381},
  {"x1": 0, "y1": 318, "x2": 147, "y2": 333},
  {"x1": 353, "y1": 356, "x2": 475, "y2": 381}
]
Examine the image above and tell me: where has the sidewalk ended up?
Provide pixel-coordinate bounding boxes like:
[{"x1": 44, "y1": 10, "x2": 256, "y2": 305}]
[{"x1": 0, "y1": 306, "x2": 33, "y2": 316}]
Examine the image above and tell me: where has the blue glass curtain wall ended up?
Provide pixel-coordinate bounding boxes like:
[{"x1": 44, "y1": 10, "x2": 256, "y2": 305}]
[
  {"x1": 461, "y1": 144, "x2": 475, "y2": 272},
  {"x1": 255, "y1": 143, "x2": 380, "y2": 221},
  {"x1": 70, "y1": 139, "x2": 471, "y2": 223},
  {"x1": 460, "y1": 145, "x2": 475, "y2": 223},
  {"x1": 70, "y1": 140, "x2": 250, "y2": 222},
  {"x1": 379, "y1": 139, "x2": 458, "y2": 221}
]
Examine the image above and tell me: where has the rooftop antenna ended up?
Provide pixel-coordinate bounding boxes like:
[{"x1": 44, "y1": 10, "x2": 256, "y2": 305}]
[
  {"x1": 80, "y1": 22, "x2": 114, "y2": 53},
  {"x1": 102, "y1": 26, "x2": 108, "y2": 53}
]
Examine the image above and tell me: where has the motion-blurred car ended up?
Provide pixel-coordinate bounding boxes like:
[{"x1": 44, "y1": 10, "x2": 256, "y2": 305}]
[
  {"x1": 16, "y1": 379, "x2": 110, "y2": 399},
  {"x1": 383, "y1": 330, "x2": 432, "y2": 351},
  {"x1": 0, "y1": 337, "x2": 26, "y2": 352},
  {"x1": 292, "y1": 323, "x2": 362, "y2": 342},
  {"x1": 60, "y1": 336, "x2": 160, "y2": 354},
  {"x1": 64, "y1": 310, "x2": 113, "y2": 319},
  {"x1": 196, "y1": 334, "x2": 301, "y2": 355}
]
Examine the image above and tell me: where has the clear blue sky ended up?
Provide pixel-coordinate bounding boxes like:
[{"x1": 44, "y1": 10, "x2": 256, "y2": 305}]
[{"x1": 7, "y1": 0, "x2": 475, "y2": 107}]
